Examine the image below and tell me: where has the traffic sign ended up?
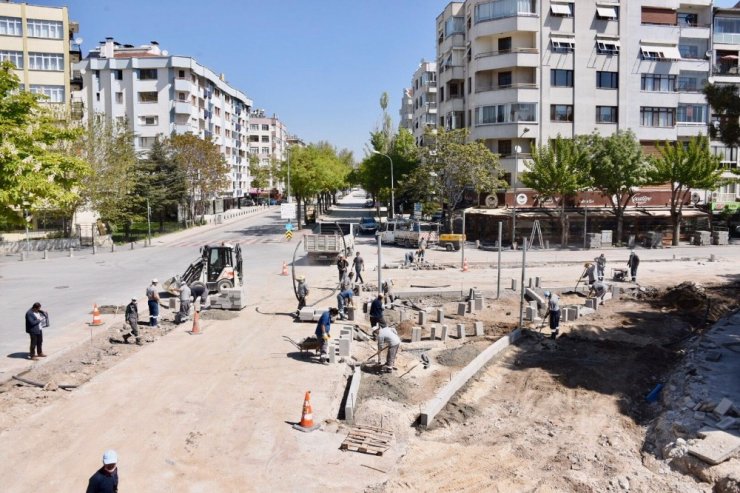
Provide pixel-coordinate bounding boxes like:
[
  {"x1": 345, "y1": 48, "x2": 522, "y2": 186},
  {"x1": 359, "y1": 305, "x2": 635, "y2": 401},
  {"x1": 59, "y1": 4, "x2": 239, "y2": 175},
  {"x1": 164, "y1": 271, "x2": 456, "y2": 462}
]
[
  {"x1": 284, "y1": 230, "x2": 293, "y2": 240},
  {"x1": 285, "y1": 222, "x2": 294, "y2": 232},
  {"x1": 281, "y1": 203, "x2": 297, "y2": 220}
]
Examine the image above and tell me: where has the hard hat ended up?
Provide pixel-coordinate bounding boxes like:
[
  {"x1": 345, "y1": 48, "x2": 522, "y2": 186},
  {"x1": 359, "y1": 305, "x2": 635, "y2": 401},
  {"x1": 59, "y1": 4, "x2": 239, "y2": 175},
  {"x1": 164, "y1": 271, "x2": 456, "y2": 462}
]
[
  {"x1": 102, "y1": 450, "x2": 118, "y2": 465},
  {"x1": 297, "y1": 275, "x2": 305, "y2": 281},
  {"x1": 151, "y1": 278, "x2": 158, "y2": 283},
  {"x1": 584, "y1": 262, "x2": 592, "y2": 267},
  {"x1": 131, "y1": 297, "x2": 137, "y2": 302},
  {"x1": 544, "y1": 291, "x2": 551, "y2": 297}
]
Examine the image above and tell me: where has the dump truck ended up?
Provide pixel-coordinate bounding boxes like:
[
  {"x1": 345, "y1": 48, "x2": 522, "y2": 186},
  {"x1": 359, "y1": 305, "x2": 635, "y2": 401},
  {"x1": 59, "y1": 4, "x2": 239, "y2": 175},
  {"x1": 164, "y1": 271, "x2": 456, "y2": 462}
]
[
  {"x1": 379, "y1": 219, "x2": 438, "y2": 248},
  {"x1": 304, "y1": 222, "x2": 354, "y2": 262},
  {"x1": 164, "y1": 243, "x2": 246, "y2": 309}
]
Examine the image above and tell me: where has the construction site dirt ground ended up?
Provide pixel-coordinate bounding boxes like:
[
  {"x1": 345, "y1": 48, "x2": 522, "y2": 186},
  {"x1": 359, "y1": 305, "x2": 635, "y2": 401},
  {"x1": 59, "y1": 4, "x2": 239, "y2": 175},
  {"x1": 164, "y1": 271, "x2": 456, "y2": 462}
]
[{"x1": 0, "y1": 243, "x2": 738, "y2": 491}]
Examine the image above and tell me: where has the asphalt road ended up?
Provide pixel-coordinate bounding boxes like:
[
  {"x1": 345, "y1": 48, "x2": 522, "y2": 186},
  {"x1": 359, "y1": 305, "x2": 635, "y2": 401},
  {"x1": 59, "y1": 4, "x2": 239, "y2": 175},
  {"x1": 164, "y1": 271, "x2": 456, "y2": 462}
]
[{"x1": 0, "y1": 207, "x2": 295, "y2": 361}]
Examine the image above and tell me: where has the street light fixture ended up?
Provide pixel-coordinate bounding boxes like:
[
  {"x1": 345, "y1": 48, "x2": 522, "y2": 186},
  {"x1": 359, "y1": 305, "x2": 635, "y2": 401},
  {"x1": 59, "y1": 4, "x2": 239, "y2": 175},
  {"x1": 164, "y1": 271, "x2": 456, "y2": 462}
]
[
  {"x1": 511, "y1": 127, "x2": 530, "y2": 246},
  {"x1": 371, "y1": 150, "x2": 394, "y2": 219}
]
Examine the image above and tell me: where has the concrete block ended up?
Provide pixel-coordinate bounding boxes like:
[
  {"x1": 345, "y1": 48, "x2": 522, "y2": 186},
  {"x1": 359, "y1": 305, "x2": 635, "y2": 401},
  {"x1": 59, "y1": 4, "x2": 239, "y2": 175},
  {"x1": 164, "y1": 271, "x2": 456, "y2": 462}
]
[
  {"x1": 436, "y1": 308, "x2": 444, "y2": 323},
  {"x1": 535, "y1": 277, "x2": 541, "y2": 288},
  {"x1": 585, "y1": 298, "x2": 598, "y2": 310},
  {"x1": 431, "y1": 325, "x2": 439, "y2": 341},
  {"x1": 611, "y1": 284, "x2": 620, "y2": 299},
  {"x1": 400, "y1": 310, "x2": 408, "y2": 322},
  {"x1": 529, "y1": 300, "x2": 538, "y2": 311},
  {"x1": 524, "y1": 288, "x2": 545, "y2": 308},
  {"x1": 467, "y1": 301, "x2": 474, "y2": 313},
  {"x1": 474, "y1": 321, "x2": 484, "y2": 336},
  {"x1": 338, "y1": 338, "x2": 351, "y2": 357},
  {"x1": 525, "y1": 306, "x2": 537, "y2": 321},
  {"x1": 411, "y1": 327, "x2": 422, "y2": 343},
  {"x1": 717, "y1": 417, "x2": 737, "y2": 430},
  {"x1": 344, "y1": 366, "x2": 361, "y2": 424},
  {"x1": 568, "y1": 307, "x2": 579, "y2": 320},
  {"x1": 299, "y1": 307, "x2": 318, "y2": 322},
  {"x1": 580, "y1": 307, "x2": 595, "y2": 316},
  {"x1": 714, "y1": 398, "x2": 734, "y2": 417},
  {"x1": 456, "y1": 323, "x2": 466, "y2": 340},
  {"x1": 441, "y1": 325, "x2": 449, "y2": 342},
  {"x1": 457, "y1": 303, "x2": 466, "y2": 316},
  {"x1": 603, "y1": 291, "x2": 613, "y2": 302},
  {"x1": 169, "y1": 298, "x2": 177, "y2": 310},
  {"x1": 474, "y1": 297, "x2": 483, "y2": 311},
  {"x1": 418, "y1": 311, "x2": 428, "y2": 325},
  {"x1": 511, "y1": 279, "x2": 518, "y2": 291},
  {"x1": 688, "y1": 427, "x2": 740, "y2": 465},
  {"x1": 561, "y1": 309, "x2": 570, "y2": 322},
  {"x1": 528, "y1": 278, "x2": 533, "y2": 288}
]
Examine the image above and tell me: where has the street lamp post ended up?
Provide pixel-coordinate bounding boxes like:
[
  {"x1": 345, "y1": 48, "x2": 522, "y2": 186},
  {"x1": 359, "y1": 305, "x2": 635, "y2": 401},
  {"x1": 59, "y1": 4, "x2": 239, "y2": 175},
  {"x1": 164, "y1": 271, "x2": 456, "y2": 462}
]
[
  {"x1": 512, "y1": 145, "x2": 521, "y2": 246},
  {"x1": 286, "y1": 146, "x2": 291, "y2": 204},
  {"x1": 371, "y1": 150, "x2": 394, "y2": 219}
]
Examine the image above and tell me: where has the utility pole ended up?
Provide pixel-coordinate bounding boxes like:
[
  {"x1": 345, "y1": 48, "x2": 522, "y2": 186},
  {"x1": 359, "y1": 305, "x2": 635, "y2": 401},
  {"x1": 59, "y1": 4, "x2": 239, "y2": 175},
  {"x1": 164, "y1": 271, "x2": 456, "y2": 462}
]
[
  {"x1": 146, "y1": 198, "x2": 152, "y2": 246},
  {"x1": 497, "y1": 221, "x2": 502, "y2": 299},
  {"x1": 512, "y1": 145, "x2": 521, "y2": 246},
  {"x1": 287, "y1": 146, "x2": 292, "y2": 203},
  {"x1": 518, "y1": 237, "x2": 528, "y2": 330},
  {"x1": 377, "y1": 234, "x2": 383, "y2": 296}
]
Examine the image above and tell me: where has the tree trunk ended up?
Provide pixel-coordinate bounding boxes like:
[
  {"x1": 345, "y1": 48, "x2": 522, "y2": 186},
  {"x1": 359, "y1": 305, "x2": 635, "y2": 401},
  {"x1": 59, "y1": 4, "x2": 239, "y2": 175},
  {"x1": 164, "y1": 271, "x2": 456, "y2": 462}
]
[
  {"x1": 296, "y1": 196, "x2": 303, "y2": 229},
  {"x1": 671, "y1": 212, "x2": 681, "y2": 246},
  {"x1": 158, "y1": 209, "x2": 165, "y2": 233},
  {"x1": 560, "y1": 201, "x2": 567, "y2": 247},
  {"x1": 616, "y1": 208, "x2": 624, "y2": 247}
]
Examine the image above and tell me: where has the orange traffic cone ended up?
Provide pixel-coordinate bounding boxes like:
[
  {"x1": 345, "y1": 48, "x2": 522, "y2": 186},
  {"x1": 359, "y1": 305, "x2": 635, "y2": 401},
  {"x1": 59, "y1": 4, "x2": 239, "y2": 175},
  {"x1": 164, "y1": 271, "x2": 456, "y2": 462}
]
[
  {"x1": 462, "y1": 258, "x2": 469, "y2": 272},
  {"x1": 292, "y1": 390, "x2": 320, "y2": 432},
  {"x1": 90, "y1": 304, "x2": 103, "y2": 326},
  {"x1": 189, "y1": 310, "x2": 202, "y2": 335},
  {"x1": 281, "y1": 261, "x2": 289, "y2": 276}
]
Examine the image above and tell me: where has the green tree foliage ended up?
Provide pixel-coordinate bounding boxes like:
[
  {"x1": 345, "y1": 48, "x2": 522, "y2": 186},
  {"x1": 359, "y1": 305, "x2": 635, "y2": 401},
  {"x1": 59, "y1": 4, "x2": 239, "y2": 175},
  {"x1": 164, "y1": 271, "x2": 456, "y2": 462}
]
[
  {"x1": 170, "y1": 133, "x2": 229, "y2": 224},
  {"x1": 415, "y1": 128, "x2": 503, "y2": 231},
  {"x1": 521, "y1": 135, "x2": 591, "y2": 246},
  {"x1": 132, "y1": 137, "x2": 188, "y2": 232},
  {"x1": 703, "y1": 83, "x2": 740, "y2": 148},
  {"x1": 0, "y1": 61, "x2": 89, "y2": 225},
  {"x1": 589, "y1": 131, "x2": 649, "y2": 244},
  {"x1": 649, "y1": 135, "x2": 724, "y2": 245},
  {"x1": 248, "y1": 154, "x2": 281, "y2": 191}
]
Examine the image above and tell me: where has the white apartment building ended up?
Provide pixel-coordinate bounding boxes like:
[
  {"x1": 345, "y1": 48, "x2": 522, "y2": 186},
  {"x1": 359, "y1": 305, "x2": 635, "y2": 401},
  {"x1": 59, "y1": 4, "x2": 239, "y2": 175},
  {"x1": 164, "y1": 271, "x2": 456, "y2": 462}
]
[
  {"x1": 399, "y1": 87, "x2": 414, "y2": 132},
  {"x1": 436, "y1": 0, "x2": 713, "y2": 187},
  {"x1": 247, "y1": 109, "x2": 290, "y2": 192},
  {"x1": 410, "y1": 60, "x2": 438, "y2": 146},
  {"x1": 75, "y1": 38, "x2": 253, "y2": 198},
  {"x1": 0, "y1": 1, "x2": 79, "y2": 111}
]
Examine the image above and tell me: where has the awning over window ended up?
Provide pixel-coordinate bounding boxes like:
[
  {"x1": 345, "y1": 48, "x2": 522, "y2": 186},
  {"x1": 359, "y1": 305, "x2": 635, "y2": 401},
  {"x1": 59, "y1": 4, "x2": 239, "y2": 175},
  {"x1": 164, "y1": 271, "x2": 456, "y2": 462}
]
[
  {"x1": 551, "y1": 35, "x2": 575, "y2": 49},
  {"x1": 551, "y1": 3, "x2": 572, "y2": 15},
  {"x1": 640, "y1": 43, "x2": 682, "y2": 60},
  {"x1": 596, "y1": 6, "x2": 618, "y2": 19}
]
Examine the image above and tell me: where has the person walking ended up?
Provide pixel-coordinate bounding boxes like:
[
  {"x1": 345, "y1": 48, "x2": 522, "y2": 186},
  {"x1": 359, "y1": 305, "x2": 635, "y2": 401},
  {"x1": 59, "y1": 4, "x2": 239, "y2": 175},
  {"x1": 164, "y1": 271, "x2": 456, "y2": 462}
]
[
  {"x1": 595, "y1": 253, "x2": 607, "y2": 281},
  {"x1": 543, "y1": 291, "x2": 561, "y2": 339},
  {"x1": 627, "y1": 250, "x2": 640, "y2": 282},
  {"x1": 177, "y1": 283, "x2": 192, "y2": 324},
  {"x1": 336, "y1": 255, "x2": 349, "y2": 283},
  {"x1": 352, "y1": 252, "x2": 365, "y2": 284},
  {"x1": 336, "y1": 289, "x2": 354, "y2": 320},
  {"x1": 296, "y1": 275, "x2": 309, "y2": 312},
  {"x1": 369, "y1": 294, "x2": 386, "y2": 328},
  {"x1": 25, "y1": 302, "x2": 49, "y2": 360},
  {"x1": 374, "y1": 325, "x2": 401, "y2": 372},
  {"x1": 146, "y1": 279, "x2": 160, "y2": 327},
  {"x1": 86, "y1": 449, "x2": 119, "y2": 493},
  {"x1": 123, "y1": 298, "x2": 142, "y2": 345},
  {"x1": 315, "y1": 308, "x2": 339, "y2": 364}
]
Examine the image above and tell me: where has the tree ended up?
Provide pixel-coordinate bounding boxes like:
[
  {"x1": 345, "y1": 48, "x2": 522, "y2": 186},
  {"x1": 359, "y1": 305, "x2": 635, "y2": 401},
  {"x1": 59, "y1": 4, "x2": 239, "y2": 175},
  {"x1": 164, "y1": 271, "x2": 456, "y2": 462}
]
[
  {"x1": 703, "y1": 83, "x2": 740, "y2": 149},
  {"x1": 170, "y1": 133, "x2": 229, "y2": 224},
  {"x1": 248, "y1": 154, "x2": 281, "y2": 191},
  {"x1": 416, "y1": 128, "x2": 503, "y2": 231},
  {"x1": 521, "y1": 136, "x2": 591, "y2": 246},
  {"x1": 649, "y1": 135, "x2": 724, "y2": 246},
  {"x1": 0, "y1": 61, "x2": 89, "y2": 226},
  {"x1": 589, "y1": 131, "x2": 649, "y2": 245}
]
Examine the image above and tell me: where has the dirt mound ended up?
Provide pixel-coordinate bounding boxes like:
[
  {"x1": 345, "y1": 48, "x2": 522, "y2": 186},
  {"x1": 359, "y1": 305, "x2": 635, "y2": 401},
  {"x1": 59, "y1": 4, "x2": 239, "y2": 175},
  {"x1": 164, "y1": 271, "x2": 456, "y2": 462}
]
[
  {"x1": 396, "y1": 320, "x2": 414, "y2": 340},
  {"x1": 664, "y1": 281, "x2": 707, "y2": 308},
  {"x1": 98, "y1": 305, "x2": 124, "y2": 314},
  {"x1": 660, "y1": 281, "x2": 740, "y2": 325},
  {"x1": 358, "y1": 373, "x2": 410, "y2": 403},
  {"x1": 435, "y1": 342, "x2": 485, "y2": 367},
  {"x1": 199, "y1": 310, "x2": 239, "y2": 321}
]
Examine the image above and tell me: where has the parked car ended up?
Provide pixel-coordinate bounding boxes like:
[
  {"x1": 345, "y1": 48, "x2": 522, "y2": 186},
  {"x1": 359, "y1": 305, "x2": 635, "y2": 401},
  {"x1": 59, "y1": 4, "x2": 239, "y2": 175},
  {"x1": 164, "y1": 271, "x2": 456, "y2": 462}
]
[
  {"x1": 358, "y1": 216, "x2": 379, "y2": 235},
  {"x1": 243, "y1": 198, "x2": 255, "y2": 206},
  {"x1": 364, "y1": 199, "x2": 374, "y2": 208}
]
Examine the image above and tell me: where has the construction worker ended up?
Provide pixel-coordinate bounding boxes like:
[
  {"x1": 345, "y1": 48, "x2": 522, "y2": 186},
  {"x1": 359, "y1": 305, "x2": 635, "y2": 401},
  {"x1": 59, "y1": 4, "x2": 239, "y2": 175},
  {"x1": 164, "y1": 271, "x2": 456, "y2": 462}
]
[
  {"x1": 582, "y1": 262, "x2": 596, "y2": 287},
  {"x1": 336, "y1": 255, "x2": 349, "y2": 283},
  {"x1": 590, "y1": 281, "x2": 608, "y2": 304},
  {"x1": 595, "y1": 253, "x2": 607, "y2": 281},
  {"x1": 146, "y1": 279, "x2": 160, "y2": 328},
  {"x1": 176, "y1": 283, "x2": 192, "y2": 324},
  {"x1": 374, "y1": 324, "x2": 401, "y2": 372},
  {"x1": 382, "y1": 280, "x2": 395, "y2": 304},
  {"x1": 191, "y1": 283, "x2": 208, "y2": 311},
  {"x1": 86, "y1": 449, "x2": 118, "y2": 493},
  {"x1": 627, "y1": 250, "x2": 640, "y2": 282},
  {"x1": 315, "y1": 307, "x2": 339, "y2": 364},
  {"x1": 336, "y1": 289, "x2": 354, "y2": 320},
  {"x1": 123, "y1": 297, "x2": 142, "y2": 345},
  {"x1": 340, "y1": 271, "x2": 355, "y2": 292},
  {"x1": 24, "y1": 302, "x2": 49, "y2": 360},
  {"x1": 352, "y1": 251, "x2": 365, "y2": 284},
  {"x1": 369, "y1": 294, "x2": 386, "y2": 328},
  {"x1": 296, "y1": 275, "x2": 309, "y2": 312},
  {"x1": 404, "y1": 251, "x2": 415, "y2": 266},
  {"x1": 544, "y1": 291, "x2": 561, "y2": 339}
]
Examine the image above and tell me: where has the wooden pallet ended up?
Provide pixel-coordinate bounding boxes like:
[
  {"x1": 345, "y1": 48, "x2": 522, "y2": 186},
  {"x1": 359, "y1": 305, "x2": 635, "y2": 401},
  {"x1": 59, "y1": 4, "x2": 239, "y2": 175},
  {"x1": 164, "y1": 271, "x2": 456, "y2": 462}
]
[{"x1": 340, "y1": 424, "x2": 394, "y2": 456}]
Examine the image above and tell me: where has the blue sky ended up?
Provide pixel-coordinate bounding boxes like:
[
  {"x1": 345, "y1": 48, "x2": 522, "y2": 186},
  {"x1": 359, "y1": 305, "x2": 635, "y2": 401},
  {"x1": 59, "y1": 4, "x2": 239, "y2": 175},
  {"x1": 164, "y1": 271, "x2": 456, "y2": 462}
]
[{"x1": 45, "y1": 0, "x2": 448, "y2": 162}]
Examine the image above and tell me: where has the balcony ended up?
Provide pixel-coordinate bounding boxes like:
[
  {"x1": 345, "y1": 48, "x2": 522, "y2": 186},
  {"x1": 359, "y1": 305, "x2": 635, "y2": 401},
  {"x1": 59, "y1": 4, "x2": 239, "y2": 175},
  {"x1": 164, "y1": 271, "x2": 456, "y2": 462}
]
[
  {"x1": 475, "y1": 82, "x2": 537, "y2": 93},
  {"x1": 174, "y1": 101, "x2": 192, "y2": 114},
  {"x1": 473, "y1": 48, "x2": 539, "y2": 71},
  {"x1": 676, "y1": 122, "x2": 707, "y2": 137},
  {"x1": 439, "y1": 65, "x2": 465, "y2": 81},
  {"x1": 174, "y1": 78, "x2": 192, "y2": 92}
]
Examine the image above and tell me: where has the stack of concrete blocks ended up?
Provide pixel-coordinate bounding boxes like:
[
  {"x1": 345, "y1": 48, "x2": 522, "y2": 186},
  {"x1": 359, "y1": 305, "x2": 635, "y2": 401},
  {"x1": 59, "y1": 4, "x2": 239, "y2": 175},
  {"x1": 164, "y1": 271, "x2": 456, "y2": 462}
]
[
  {"x1": 694, "y1": 230, "x2": 711, "y2": 246},
  {"x1": 411, "y1": 327, "x2": 422, "y2": 342},
  {"x1": 336, "y1": 325, "x2": 354, "y2": 360},
  {"x1": 474, "y1": 321, "x2": 484, "y2": 336},
  {"x1": 525, "y1": 288, "x2": 546, "y2": 309},
  {"x1": 585, "y1": 298, "x2": 599, "y2": 310},
  {"x1": 299, "y1": 307, "x2": 322, "y2": 322},
  {"x1": 712, "y1": 231, "x2": 729, "y2": 245},
  {"x1": 457, "y1": 323, "x2": 466, "y2": 340},
  {"x1": 210, "y1": 286, "x2": 247, "y2": 310},
  {"x1": 565, "y1": 305, "x2": 579, "y2": 322}
]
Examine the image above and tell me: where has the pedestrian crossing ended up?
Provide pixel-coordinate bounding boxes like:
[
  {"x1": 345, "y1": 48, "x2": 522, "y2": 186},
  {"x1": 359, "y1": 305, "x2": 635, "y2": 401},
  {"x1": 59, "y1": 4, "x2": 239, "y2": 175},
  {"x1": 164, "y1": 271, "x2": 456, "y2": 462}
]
[{"x1": 167, "y1": 235, "x2": 286, "y2": 248}]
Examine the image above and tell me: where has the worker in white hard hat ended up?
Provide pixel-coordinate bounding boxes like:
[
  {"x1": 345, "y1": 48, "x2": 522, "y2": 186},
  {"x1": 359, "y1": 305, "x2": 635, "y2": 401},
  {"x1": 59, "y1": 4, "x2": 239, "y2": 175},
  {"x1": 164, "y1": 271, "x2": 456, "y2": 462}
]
[
  {"x1": 146, "y1": 278, "x2": 160, "y2": 328},
  {"x1": 123, "y1": 297, "x2": 142, "y2": 345},
  {"x1": 543, "y1": 290, "x2": 561, "y2": 339},
  {"x1": 86, "y1": 449, "x2": 119, "y2": 492},
  {"x1": 296, "y1": 275, "x2": 309, "y2": 313}
]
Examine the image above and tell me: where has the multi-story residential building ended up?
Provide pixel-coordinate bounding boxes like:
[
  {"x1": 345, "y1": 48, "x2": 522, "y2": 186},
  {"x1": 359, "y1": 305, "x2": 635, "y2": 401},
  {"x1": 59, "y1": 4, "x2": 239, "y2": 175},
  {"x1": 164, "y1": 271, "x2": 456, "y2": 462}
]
[
  {"x1": 436, "y1": 0, "x2": 713, "y2": 188},
  {"x1": 399, "y1": 87, "x2": 414, "y2": 132},
  {"x1": 247, "y1": 109, "x2": 289, "y2": 192},
  {"x1": 75, "y1": 38, "x2": 253, "y2": 198},
  {"x1": 708, "y1": 2, "x2": 740, "y2": 210},
  {"x1": 0, "y1": 1, "x2": 79, "y2": 111},
  {"x1": 410, "y1": 60, "x2": 438, "y2": 146}
]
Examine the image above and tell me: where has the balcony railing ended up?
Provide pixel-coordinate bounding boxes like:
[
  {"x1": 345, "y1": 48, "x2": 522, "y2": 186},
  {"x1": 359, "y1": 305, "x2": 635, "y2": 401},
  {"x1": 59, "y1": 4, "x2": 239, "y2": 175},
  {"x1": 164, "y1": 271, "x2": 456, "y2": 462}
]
[
  {"x1": 714, "y1": 32, "x2": 740, "y2": 45},
  {"x1": 713, "y1": 65, "x2": 740, "y2": 75},
  {"x1": 475, "y1": 82, "x2": 537, "y2": 93},
  {"x1": 475, "y1": 47, "x2": 538, "y2": 59}
]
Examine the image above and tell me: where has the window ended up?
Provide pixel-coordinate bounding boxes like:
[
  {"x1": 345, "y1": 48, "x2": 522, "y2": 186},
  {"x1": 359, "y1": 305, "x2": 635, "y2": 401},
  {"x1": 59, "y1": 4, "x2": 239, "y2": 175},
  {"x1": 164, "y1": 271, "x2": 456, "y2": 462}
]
[
  {"x1": 178, "y1": 69, "x2": 186, "y2": 78},
  {"x1": 115, "y1": 92, "x2": 123, "y2": 104},
  {"x1": 475, "y1": 0, "x2": 536, "y2": 22},
  {"x1": 679, "y1": 43, "x2": 700, "y2": 59},
  {"x1": 261, "y1": 124, "x2": 269, "y2": 131},
  {"x1": 551, "y1": 104, "x2": 574, "y2": 122},
  {"x1": 551, "y1": 36, "x2": 575, "y2": 53},
  {"x1": 596, "y1": 71, "x2": 619, "y2": 89},
  {"x1": 597, "y1": 39, "x2": 620, "y2": 55},
  {"x1": 678, "y1": 12, "x2": 698, "y2": 27},
  {"x1": 29, "y1": 85, "x2": 64, "y2": 103},
  {"x1": 215, "y1": 125, "x2": 221, "y2": 134},
  {"x1": 551, "y1": 3, "x2": 573, "y2": 17},
  {"x1": 138, "y1": 115, "x2": 158, "y2": 126},
  {"x1": 27, "y1": 53, "x2": 64, "y2": 71},
  {"x1": 177, "y1": 92, "x2": 186, "y2": 101},
  {"x1": 640, "y1": 44, "x2": 681, "y2": 61},
  {"x1": 445, "y1": 16, "x2": 464, "y2": 37},
  {"x1": 475, "y1": 103, "x2": 537, "y2": 125},
  {"x1": 114, "y1": 70, "x2": 123, "y2": 80},
  {"x1": 596, "y1": 106, "x2": 618, "y2": 123},
  {"x1": 640, "y1": 107, "x2": 675, "y2": 127},
  {"x1": 214, "y1": 107, "x2": 220, "y2": 117},
  {"x1": 261, "y1": 147, "x2": 270, "y2": 154},
  {"x1": 261, "y1": 135, "x2": 269, "y2": 142},
  {"x1": 138, "y1": 137, "x2": 156, "y2": 148},
  {"x1": 641, "y1": 7, "x2": 677, "y2": 26},
  {"x1": 677, "y1": 72, "x2": 707, "y2": 92},
  {"x1": 250, "y1": 147, "x2": 259, "y2": 154},
  {"x1": 551, "y1": 69, "x2": 573, "y2": 87},
  {"x1": 498, "y1": 37, "x2": 512, "y2": 52},
  {"x1": 139, "y1": 69, "x2": 157, "y2": 80},
  {"x1": 498, "y1": 140, "x2": 512, "y2": 156},
  {"x1": 249, "y1": 124, "x2": 259, "y2": 131},
  {"x1": 498, "y1": 71, "x2": 512, "y2": 87},
  {"x1": 0, "y1": 50, "x2": 24, "y2": 69},
  {"x1": 596, "y1": 6, "x2": 618, "y2": 20},
  {"x1": 138, "y1": 92, "x2": 158, "y2": 103},
  {"x1": 26, "y1": 19, "x2": 63, "y2": 39},
  {"x1": 249, "y1": 135, "x2": 259, "y2": 142},
  {"x1": 677, "y1": 104, "x2": 706, "y2": 123},
  {"x1": 0, "y1": 16, "x2": 23, "y2": 36},
  {"x1": 641, "y1": 74, "x2": 676, "y2": 92}
]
